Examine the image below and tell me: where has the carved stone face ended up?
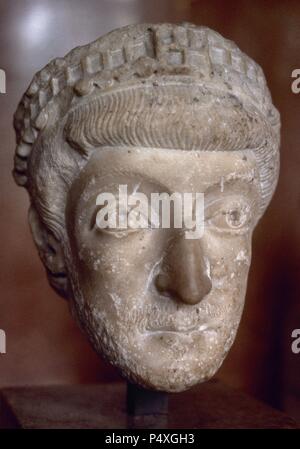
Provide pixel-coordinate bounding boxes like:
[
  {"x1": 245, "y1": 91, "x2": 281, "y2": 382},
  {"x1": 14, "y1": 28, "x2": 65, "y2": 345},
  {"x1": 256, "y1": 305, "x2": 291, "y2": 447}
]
[
  {"x1": 64, "y1": 146, "x2": 260, "y2": 391},
  {"x1": 13, "y1": 23, "x2": 280, "y2": 392}
]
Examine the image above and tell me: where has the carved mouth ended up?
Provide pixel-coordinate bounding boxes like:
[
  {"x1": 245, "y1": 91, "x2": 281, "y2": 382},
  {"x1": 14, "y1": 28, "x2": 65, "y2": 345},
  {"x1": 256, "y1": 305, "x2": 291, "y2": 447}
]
[{"x1": 145, "y1": 322, "x2": 212, "y2": 334}]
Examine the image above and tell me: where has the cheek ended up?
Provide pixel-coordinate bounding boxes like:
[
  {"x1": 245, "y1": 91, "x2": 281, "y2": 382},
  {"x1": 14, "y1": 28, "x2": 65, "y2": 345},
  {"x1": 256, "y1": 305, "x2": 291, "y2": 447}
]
[
  {"x1": 204, "y1": 232, "x2": 252, "y2": 285},
  {"x1": 70, "y1": 228, "x2": 167, "y2": 294}
]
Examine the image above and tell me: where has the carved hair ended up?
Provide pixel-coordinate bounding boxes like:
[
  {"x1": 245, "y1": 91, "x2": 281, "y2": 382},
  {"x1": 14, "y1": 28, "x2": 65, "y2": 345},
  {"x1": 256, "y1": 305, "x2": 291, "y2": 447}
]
[{"x1": 13, "y1": 23, "x2": 280, "y2": 186}]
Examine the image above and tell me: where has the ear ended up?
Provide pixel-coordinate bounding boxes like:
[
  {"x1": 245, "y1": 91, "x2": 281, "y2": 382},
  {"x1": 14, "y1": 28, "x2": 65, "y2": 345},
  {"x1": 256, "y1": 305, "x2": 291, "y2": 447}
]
[{"x1": 28, "y1": 205, "x2": 70, "y2": 300}]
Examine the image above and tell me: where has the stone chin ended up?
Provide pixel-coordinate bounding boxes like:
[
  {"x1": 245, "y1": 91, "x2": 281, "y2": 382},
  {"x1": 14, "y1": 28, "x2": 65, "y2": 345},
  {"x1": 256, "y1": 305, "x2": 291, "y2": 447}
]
[
  {"x1": 68, "y1": 285, "x2": 245, "y2": 392},
  {"x1": 82, "y1": 318, "x2": 241, "y2": 392}
]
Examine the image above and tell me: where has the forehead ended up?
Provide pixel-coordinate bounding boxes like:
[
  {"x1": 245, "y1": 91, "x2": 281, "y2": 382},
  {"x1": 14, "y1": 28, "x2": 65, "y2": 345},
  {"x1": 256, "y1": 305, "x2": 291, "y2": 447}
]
[{"x1": 74, "y1": 146, "x2": 260, "y2": 196}]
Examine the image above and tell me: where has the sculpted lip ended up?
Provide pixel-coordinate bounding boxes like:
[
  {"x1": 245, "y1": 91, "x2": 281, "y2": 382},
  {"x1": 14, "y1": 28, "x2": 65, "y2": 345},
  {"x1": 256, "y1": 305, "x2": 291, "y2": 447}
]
[
  {"x1": 145, "y1": 322, "x2": 217, "y2": 334},
  {"x1": 139, "y1": 291, "x2": 228, "y2": 334}
]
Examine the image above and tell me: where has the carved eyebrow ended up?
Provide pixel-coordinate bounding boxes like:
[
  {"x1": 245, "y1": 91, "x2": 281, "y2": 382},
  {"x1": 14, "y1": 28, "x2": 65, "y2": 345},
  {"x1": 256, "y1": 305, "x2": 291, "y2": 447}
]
[
  {"x1": 203, "y1": 175, "x2": 262, "y2": 214},
  {"x1": 82, "y1": 171, "x2": 172, "y2": 196},
  {"x1": 208, "y1": 171, "x2": 257, "y2": 192}
]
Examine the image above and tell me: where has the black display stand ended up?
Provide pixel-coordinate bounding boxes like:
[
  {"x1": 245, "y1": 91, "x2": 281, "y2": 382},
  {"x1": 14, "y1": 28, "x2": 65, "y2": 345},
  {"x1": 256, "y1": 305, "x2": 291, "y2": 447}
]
[{"x1": 127, "y1": 382, "x2": 168, "y2": 428}]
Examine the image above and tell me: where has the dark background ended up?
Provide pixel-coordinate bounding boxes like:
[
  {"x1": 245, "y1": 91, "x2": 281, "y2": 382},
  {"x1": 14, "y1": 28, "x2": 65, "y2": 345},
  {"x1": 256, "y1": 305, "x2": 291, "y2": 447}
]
[{"x1": 0, "y1": 0, "x2": 300, "y2": 421}]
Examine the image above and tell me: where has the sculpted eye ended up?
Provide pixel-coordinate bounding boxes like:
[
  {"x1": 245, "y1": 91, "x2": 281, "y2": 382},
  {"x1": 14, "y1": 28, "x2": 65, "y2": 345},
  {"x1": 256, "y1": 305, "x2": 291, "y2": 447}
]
[
  {"x1": 93, "y1": 202, "x2": 151, "y2": 238},
  {"x1": 206, "y1": 198, "x2": 252, "y2": 233},
  {"x1": 225, "y1": 205, "x2": 249, "y2": 228}
]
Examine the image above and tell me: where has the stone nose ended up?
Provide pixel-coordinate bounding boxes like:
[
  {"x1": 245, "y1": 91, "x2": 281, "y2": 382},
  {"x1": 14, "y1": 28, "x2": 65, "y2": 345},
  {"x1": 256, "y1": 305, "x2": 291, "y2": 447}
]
[{"x1": 155, "y1": 235, "x2": 212, "y2": 305}]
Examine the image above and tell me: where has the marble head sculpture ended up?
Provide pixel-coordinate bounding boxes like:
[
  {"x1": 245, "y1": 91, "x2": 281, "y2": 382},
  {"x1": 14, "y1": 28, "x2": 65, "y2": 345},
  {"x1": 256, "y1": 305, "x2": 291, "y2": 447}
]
[{"x1": 13, "y1": 23, "x2": 280, "y2": 392}]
